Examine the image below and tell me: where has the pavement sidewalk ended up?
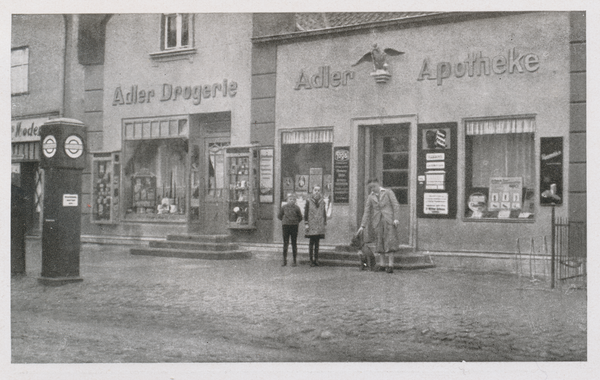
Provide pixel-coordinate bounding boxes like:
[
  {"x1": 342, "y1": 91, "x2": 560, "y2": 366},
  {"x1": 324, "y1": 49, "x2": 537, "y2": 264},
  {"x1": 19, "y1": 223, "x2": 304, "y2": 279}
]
[{"x1": 12, "y1": 238, "x2": 587, "y2": 363}]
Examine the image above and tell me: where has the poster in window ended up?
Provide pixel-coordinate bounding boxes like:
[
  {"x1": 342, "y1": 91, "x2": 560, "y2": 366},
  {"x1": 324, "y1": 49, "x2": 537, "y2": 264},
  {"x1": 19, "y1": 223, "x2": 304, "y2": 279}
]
[
  {"x1": 540, "y1": 137, "x2": 563, "y2": 205},
  {"x1": 295, "y1": 174, "x2": 309, "y2": 192},
  {"x1": 259, "y1": 148, "x2": 274, "y2": 203},
  {"x1": 488, "y1": 177, "x2": 522, "y2": 211},
  {"x1": 309, "y1": 167, "x2": 323, "y2": 192}
]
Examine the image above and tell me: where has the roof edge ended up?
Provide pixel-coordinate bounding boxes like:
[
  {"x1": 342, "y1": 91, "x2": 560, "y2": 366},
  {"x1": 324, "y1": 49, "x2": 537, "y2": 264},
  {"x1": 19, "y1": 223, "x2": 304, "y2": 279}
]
[{"x1": 252, "y1": 12, "x2": 530, "y2": 44}]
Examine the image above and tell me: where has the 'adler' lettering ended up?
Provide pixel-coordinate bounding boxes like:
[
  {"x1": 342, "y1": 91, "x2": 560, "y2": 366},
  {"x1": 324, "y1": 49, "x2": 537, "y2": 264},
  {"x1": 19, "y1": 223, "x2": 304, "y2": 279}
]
[{"x1": 295, "y1": 66, "x2": 355, "y2": 90}]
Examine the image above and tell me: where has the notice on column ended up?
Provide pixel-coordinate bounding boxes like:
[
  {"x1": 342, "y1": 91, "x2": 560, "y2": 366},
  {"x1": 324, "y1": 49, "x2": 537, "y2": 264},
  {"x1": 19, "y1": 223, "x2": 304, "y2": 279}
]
[
  {"x1": 423, "y1": 192, "x2": 448, "y2": 215},
  {"x1": 333, "y1": 147, "x2": 350, "y2": 203}
]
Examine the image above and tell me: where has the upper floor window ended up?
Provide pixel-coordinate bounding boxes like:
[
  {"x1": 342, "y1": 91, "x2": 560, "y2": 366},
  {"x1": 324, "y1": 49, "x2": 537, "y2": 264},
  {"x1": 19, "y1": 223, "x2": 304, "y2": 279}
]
[
  {"x1": 162, "y1": 14, "x2": 192, "y2": 50},
  {"x1": 11, "y1": 47, "x2": 29, "y2": 95}
]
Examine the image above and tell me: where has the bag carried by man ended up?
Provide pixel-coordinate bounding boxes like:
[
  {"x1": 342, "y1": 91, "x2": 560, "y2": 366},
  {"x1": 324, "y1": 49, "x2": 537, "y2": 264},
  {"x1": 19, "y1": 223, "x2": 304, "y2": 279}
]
[{"x1": 351, "y1": 229, "x2": 375, "y2": 271}]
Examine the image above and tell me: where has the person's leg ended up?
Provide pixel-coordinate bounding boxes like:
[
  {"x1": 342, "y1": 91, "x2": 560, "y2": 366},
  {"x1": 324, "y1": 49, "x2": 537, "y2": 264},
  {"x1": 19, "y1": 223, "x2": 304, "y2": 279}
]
[
  {"x1": 282, "y1": 226, "x2": 290, "y2": 266},
  {"x1": 290, "y1": 225, "x2": 298, "y2": 266},
  {"x1": 309, "y1": 238, "x2": 315, "y2": 266},
  {"x1": 375, "y1": 223, "x2": 386, "y2": 269},
  {"x1": 314, "y1": 238, "x2": 320, "y2": 265},
  {"x1": 386, "y1": 252, "x2": 394, "y2": 273}
]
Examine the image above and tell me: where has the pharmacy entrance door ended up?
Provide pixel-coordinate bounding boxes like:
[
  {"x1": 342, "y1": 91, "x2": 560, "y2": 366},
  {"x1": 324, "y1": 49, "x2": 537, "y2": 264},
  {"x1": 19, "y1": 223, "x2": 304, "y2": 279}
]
[{"x1": 361, "y1": 123, "x2": 412, "y2": 246}]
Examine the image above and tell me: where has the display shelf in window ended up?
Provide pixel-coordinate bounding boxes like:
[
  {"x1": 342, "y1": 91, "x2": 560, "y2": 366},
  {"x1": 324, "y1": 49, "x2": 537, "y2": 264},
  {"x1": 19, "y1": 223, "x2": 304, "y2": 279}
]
[
  {"x1": 225, "y1": 146, "x2": 258, "y2": 229},
  {"x1": 91, "y1": 152, "x2": 121, "y2": 224}
]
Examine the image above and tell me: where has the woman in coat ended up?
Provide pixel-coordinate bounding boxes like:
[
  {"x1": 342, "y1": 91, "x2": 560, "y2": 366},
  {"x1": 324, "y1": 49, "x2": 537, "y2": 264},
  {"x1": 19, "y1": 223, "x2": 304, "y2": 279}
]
[
  {"x1": 304, "y1": 186, "x2": 327, "y2": 267},
  {"x1": 357, "y1": 178, "x2": 401, "y2": 273}
]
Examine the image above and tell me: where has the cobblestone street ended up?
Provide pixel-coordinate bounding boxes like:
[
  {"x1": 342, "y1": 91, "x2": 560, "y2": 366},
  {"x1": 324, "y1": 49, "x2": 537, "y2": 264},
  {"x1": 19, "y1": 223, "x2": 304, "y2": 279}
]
[{"x1": 11, "y1": 241, "x2": 586, "y2": 365}]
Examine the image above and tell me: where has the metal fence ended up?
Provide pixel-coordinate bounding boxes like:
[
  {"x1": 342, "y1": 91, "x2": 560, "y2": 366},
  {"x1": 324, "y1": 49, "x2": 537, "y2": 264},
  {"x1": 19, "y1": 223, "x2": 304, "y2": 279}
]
[
  {"x1": 552, "y1": 217, "x2": 587, "y2": 288},
  {"x1": 515, "y1": 214, "x2": 586, "y2": 289}
]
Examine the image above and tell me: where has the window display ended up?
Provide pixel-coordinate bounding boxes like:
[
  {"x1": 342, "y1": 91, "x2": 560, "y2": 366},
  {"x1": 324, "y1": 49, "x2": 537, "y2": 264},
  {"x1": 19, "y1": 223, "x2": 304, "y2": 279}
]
[
  {"x1": 91, "y1": 152, "x2": 120, "y2": 223},
  {"x1": 280, "y1": 140, "x2": 333, "y2": 205},
  {"x1": 464, "y1": 117, "x2": 535, "y2": 220},
  {"x1": 226, "y1": 146, "x2": 258, "y2": 229},
  {"x1": 123, "y1": 138, "x2": 187, "y2": 221}
]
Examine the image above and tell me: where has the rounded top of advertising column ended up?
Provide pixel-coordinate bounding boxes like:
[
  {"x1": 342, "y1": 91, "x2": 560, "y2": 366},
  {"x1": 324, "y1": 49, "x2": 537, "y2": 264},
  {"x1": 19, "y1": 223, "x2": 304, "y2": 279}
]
[{"x1": 40, "y1": 118, "x2": 86, "y2": 170}]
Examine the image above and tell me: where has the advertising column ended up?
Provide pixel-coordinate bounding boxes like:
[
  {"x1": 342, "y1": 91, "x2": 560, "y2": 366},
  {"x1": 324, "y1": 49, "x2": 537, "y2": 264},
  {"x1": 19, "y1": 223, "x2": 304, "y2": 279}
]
[{"x1": 38, "y1": 118, "x2": 86, "y2": 285}]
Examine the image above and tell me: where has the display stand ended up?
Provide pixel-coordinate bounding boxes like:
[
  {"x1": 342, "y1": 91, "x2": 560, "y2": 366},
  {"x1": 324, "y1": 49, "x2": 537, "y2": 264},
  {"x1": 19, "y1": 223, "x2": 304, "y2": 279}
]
[
  {"x1": 91, "y1": 152, "x2": 120, "y2": 223},
  {"x1": 225, "y1": 146, "x2": 258, "y2": 229}
]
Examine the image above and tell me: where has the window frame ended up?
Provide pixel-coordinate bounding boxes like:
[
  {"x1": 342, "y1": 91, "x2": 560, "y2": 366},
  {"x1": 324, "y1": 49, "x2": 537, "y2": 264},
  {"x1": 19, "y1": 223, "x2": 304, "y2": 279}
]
[
  {"x1": 462, "y1": 115, "x2": 537, "y2": 223},
  {"x1": 162, "y1": 13, "x2": 193, "y2": 50},
  {"x1": 11, "y1": 46, "x2": 29, "y2": 96}
]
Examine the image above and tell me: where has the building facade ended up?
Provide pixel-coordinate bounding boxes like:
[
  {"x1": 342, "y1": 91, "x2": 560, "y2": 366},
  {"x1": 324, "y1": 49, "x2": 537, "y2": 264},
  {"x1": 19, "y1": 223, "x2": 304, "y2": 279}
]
[
  {"x1": 252, "y1": 12, "x2": 586, "y2": 255},
  {"x1": 11, "y1": 14, "x2": 101, "y2": 235},
  {"x1": 82, "y1": 13, "x2": 259, "y2": 241},
  {"x1": 13, "y1": 12, "x2": 585, "y2": 260}
]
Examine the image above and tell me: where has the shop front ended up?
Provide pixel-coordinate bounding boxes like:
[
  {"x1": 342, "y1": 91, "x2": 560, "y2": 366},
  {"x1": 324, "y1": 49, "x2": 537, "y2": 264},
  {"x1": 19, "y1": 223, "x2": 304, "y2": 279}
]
[
  {"x1": 270, "y1": 12, "x2": 573, "y2": 253},
  {"x1": 84, "y1": 13, "x2": 257, "y2": 240},
  {"x1": 11, "y1": 114, "x2": 58, "y2": 234}
]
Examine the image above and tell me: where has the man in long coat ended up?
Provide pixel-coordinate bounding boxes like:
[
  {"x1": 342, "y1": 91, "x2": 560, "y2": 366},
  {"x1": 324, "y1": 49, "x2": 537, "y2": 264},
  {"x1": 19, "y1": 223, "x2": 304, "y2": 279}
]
[{"x1": 358, "y1": 178, "x2": 401, "y2": 273}]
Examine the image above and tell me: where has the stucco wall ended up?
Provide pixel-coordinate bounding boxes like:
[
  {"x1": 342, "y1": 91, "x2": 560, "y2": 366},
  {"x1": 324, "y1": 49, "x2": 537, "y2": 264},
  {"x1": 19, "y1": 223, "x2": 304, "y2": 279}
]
[
  {"x1": 274, "y1": 12, "x2": 572, "y2": 252},
  {"x1": 103, "y1": 13, "x2": 253, "y2": 152},
  {"x1": 11, "y1": 14, "x2": 65, "y2": 117}
]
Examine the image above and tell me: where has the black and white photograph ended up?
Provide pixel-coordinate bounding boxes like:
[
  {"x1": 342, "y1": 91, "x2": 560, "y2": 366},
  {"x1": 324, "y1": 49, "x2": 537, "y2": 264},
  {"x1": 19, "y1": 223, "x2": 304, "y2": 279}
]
[{"x1": 5, "y1": 1, "x2": 598, "y2": 379}]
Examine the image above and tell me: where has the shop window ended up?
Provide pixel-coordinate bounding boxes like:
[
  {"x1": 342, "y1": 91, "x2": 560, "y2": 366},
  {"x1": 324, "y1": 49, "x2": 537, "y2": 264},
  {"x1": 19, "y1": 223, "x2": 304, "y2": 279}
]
[
  {"x1": 11, "y1": 47, "x2": 29, "y2": 95},
  {"x1": 122, "y1": 116, "x2": 189, "y2": 221},
  {"x1": 281, "y1": 129, "x2": 333, "y2": 211},
  {"x1": 465, "y1": 117, "x2": 536, "y2": 220},
  {"x1": 162, "y1": 13, "x2": 192, "y2": 50}
]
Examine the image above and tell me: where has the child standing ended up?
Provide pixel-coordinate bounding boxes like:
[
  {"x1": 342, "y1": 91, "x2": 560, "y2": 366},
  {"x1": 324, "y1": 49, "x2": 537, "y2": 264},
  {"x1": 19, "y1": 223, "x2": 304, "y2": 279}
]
[
  {"x1": 304, "y1": 186, "x2": 327, "y2": 267},
  {"x1": 277, "y1": 193, "x2": 303, "y2": 266}
]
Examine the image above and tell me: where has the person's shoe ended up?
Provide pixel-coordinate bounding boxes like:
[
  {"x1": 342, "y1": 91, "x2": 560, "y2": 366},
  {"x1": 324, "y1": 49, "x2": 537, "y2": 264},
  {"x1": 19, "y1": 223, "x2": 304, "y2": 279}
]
[
  {"x1": 386, "y1": 266, "x2": 394, "y2": 274},
  {"x1": 282, "y1": 261, "x2": 287, "y2": 267},
  {"x1": 314, "y1": 261, "x2": 320, "y2": 266},
  {"x1": 292, "y1": 262, "x2": 297, "y2": 267},
  {"x1": 310, "y1": 262, "x2": 316, "y2": 267}
]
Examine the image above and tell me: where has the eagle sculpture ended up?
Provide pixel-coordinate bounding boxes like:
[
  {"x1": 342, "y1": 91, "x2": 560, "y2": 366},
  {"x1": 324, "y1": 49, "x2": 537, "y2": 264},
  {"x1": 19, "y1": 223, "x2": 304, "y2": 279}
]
[{"x1": 353, "y1": 43, "x2": 404, "y2": 72}]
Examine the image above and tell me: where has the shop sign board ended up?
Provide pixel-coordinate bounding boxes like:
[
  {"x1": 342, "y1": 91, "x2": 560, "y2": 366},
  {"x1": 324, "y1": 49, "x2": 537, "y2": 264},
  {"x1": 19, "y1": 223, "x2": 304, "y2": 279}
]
[
  {"x1": 113, "y1": 80, "x2": 238, "y2": 107},
  {"x1": 292, "y1": 47, "x2": 540, "y2": 89},
  {"x1": 11, "y1": 117, "x2": 50, "y2": 142},
  {"x1": 333, "y1": 147, "x2": 350, "y2": 203},
  {"x1": 259, "y1": 148, "x2": 274, "y2": 203},
  {"x1": 417, "y1": 123, "x2": 457, "y2": 218}
]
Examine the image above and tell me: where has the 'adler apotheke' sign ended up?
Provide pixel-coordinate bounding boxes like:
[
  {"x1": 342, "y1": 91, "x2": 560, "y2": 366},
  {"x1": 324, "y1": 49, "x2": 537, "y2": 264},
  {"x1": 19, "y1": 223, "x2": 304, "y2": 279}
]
[{"x1": 293, "y1": 47, "x2": 541, "y2": 89}]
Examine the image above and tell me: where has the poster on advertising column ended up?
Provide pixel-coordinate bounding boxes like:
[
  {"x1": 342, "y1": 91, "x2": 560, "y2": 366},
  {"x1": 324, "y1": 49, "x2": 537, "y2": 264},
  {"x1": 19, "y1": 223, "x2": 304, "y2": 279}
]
[{"x1": 333, "y1": 147, "x2": 350, "y2": 203}]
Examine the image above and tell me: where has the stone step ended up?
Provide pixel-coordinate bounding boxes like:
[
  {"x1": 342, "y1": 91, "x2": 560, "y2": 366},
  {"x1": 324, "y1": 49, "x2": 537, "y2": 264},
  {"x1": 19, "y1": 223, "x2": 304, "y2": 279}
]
[
  {"x1": 166, "y1": 234, "x2": 233, "y2": 243},
  {"x1": 296, "y1": 258, "x2": 435, "y2": 270},
  {"x1": 130, "y1": 247, "x2": 251, "y2": 260},
  {"x1": 150, "y1": 240, "x2": 240, "y2": 251},
  {"x1": 313, "y1": 250, "x2": 434, "y2": 265}
]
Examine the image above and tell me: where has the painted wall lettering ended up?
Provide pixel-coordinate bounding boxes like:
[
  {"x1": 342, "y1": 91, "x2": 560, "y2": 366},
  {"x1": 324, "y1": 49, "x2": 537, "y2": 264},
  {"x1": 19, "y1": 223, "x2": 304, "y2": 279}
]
[
  {"x1": 417, "y1": 48, "x2": 540, "y2": 85},
  {"x1": 112, "y1": 79, "x2": 238, "y2": 106},
  {"x1": 295, "y1": 66, "x2": 355, "y2": 90}
]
